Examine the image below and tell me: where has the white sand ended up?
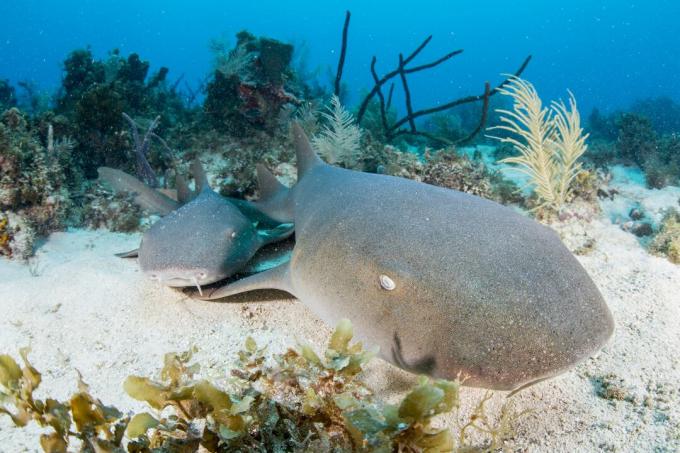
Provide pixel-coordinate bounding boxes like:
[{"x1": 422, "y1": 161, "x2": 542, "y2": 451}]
[{"x1": 1, "y1": 212, "x2": 679, "y2": 451}]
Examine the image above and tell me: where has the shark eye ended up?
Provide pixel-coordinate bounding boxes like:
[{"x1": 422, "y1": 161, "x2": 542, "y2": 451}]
[
  {"x1": 227, "y1": 230, "x2": 237, "y2": 239},
  {"x1": 379, "y1": 274, "x2": 396, "y2": 291}
]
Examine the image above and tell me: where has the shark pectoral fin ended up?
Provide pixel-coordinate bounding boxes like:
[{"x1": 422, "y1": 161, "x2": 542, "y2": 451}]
[
  {"x1": 186, "y1": 262, "x2": 294, "y2": 301},
  {"x1": 115, "y1": 248, "x2": 139, "y2": 258},
  {"x1": 97, "y1": 167, "x2": 179, "y2": 216},
  {"x1": 257, "y1": 223, "x2": 295, "y2": 245}
]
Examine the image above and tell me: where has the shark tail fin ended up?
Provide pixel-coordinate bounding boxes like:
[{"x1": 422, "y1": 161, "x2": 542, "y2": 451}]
[
  {"x1": 191, "y1": 159, "x2": 211, "y2": 193},
  {"x1": 292, "y1": 122, "x2": 323, "y2": 179},
  {"x1": 97, "y1": 167, "x2": 179, "y2": 216}
]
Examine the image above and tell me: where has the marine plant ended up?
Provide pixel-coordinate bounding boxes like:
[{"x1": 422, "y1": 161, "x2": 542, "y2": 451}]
[
  {"x1": 488, "y1": 76, "x2": 589, "y2": 212},
  {"x1": 0, "y1": 320, "x2": 526, "y2": 452},
  {"x1": 312, "y1": 95, "x2": 362, "y2": 167}
]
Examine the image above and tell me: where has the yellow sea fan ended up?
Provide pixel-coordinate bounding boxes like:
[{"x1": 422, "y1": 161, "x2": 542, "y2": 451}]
[
  {"x1": 488, "y1": 76, "x2": 588, "y2": 211},
  {"x1": 552, "y1": 92, "x2": 589, "y2": 203}
]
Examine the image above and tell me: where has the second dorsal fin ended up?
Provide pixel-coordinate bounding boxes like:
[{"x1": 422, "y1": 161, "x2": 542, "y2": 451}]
[
  {"x1": 191, "y1": 159, "x2": 210, "y2": 193},
  {"x1": 175, "y1": 174, "x2": 193, "y2": 204},
  {"x1": 256, "y1": 164, "x2": 287, "y2": 201}
]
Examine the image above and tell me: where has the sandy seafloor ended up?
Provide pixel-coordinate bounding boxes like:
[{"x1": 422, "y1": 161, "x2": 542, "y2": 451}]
[{"x1": 1, "y1": 167, "x2": 680, "y2": 452}]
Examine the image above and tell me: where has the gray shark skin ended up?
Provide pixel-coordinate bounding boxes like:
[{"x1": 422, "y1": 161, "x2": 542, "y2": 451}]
[
  {"x1": 188, "y1": 124, "x2": 615, "y2": 391},
  {"x1": 98, "y1": 162, "x2": 293, "y2": 290}
]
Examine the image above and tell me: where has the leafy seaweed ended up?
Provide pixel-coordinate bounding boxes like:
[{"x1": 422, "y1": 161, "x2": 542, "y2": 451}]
[{"x1": 1, "y1": 320, "x2": 527, "y2": 452}]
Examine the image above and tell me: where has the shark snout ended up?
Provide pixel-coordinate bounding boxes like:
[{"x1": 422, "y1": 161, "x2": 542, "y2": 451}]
[{"x1": 146, "y1": 268, "x2": 224, "y2": 291}]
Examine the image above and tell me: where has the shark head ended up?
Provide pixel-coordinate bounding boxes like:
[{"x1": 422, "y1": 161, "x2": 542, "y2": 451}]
[{"x1": 138, "y1": 189, "x2": 294, "y2": 293}]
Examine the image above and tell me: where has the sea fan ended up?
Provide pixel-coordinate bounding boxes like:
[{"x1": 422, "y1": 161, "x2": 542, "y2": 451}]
[
  {"x1": 551, "y1": 93, "x2": 589, "y2": 203},
  {"x1": 488, "y1": 76, "x2": 588, "y2": 211},
  {"x1": 312, "y1": 95, "x2": 361, "y2": 167}
]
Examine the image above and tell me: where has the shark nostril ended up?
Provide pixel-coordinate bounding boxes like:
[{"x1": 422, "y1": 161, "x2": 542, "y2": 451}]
[{"x1": 197, "y1": 272, "x2": 207, "y2": 280}]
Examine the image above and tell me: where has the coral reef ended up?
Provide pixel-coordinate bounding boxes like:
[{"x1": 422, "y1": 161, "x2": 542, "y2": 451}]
[
  {"x1": 649, "y1": 209, "x2": 680, "y2": 264},
  {"x1": 204, "y1": 31, "x2": 300, "y2": 136},
  {"x1": 422, "y1": 149, "x2": 524, "y2": 205},
  {"x1": 0, "y1": 212, "x2": 35, "y2": 260},
  {"x1": 615, "y1": 113, "x2": 658, "y2": 166},
  {"x1": 616, "y1": 114, "x2": 680, "y2": 189},
  {"x1": 80, "y1": 185, "x2": 145, "y2": 233},
  {"x1": 587, "y1": 101, "x2": 680, "y2": 189},
  {"x1": 631, "y1": 96, "x2": 680, "y2": 135},
  {"x1": 0, "y1": 320, "x2": 525, "y2": 452},
  {"x1": 0, "y1": 79, "x2": 17, "y2": 111},
  {"x1": 0, "y1": 108, "x2": 71, "y2": 258},
  {"x1": 55, "y1": 49, "x2": 185, "y2": 178}
]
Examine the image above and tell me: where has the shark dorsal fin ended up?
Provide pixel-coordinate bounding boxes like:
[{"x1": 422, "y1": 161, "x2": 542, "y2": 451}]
[
  {"x1": 191, "y1": 159, "x2": 210, "y2": 193},
  {"x1": 292, "y1": 122, "x2": 323, "y2": 179},
  {"x1": 175, "y1": 174, "x2": 193, "y2": 204},
  {"x1": 256, "y1": 164, "x2": 287, "y2": 201}
]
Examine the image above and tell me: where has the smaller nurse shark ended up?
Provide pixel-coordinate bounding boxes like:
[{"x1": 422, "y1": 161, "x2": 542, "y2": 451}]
[
  {"x1": 98, "y1": 161, "x2": 293, "y2": 294},
  {"x1": 187, "y1": 124, "x2": 615, "y2": 392}
]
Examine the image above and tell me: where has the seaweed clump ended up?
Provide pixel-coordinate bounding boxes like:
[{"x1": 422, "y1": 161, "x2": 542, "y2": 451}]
[{"x1": 1, "y1": 320, "x2": 526, "y2": 452}]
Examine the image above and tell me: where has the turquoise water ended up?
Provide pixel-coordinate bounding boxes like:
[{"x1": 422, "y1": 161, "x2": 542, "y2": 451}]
[{"x1": 2, "y1": 0, "x2": 679, "y2": 113}]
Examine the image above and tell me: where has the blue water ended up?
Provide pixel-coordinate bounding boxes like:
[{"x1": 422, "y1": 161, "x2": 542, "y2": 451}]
[{"x1": 1, "y1": 0, "x2": 679, "y2": 114}]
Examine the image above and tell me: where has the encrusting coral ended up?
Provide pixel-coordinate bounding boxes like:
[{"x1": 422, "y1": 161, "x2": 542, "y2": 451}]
[
  {"x1": 422, "y1": 149, "x2": 524, "y2": 205},
  {"x1": 0, "y1": 108, "x2": 71, "y2": 259},
  {"x1": 488, "y1": 76, "x2": 589, "y2": 213},
  {"x1": 649, "y1": 209, "x2": 680, "y2": 264},
  {"x1": 0, "y1": 320, "x2": 526, "y2": 452}
]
